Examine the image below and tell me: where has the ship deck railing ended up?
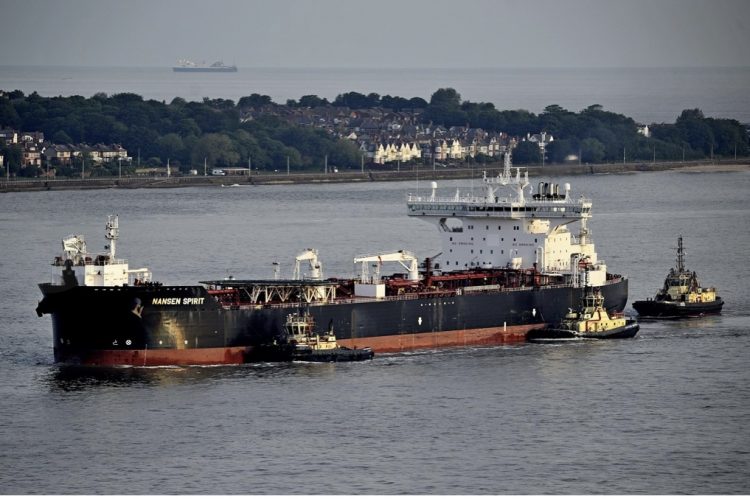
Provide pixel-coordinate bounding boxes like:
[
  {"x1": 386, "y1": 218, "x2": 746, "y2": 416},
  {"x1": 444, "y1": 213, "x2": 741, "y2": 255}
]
[
  {"x1": 218, "y1": 276, "x2": 625, "y2": 309},
  {"x1": 407, "y1": 194, "x2": 591, "y2": 205}
]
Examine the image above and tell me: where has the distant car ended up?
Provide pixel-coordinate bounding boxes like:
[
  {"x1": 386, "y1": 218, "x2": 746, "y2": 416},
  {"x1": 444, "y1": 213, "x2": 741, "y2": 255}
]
[{"x1": 211, "y1": 169, "x2": 225, "y2": 176}]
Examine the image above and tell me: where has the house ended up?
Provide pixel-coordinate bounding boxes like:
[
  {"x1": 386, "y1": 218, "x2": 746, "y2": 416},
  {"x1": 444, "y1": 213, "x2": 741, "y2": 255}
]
[
  {"x1": 96, "y1": 144, "x2": 129, "y2": 163},
  {"x1": 0, "y1": 129, "x2": 18, "y2": 144},
  {"x1": 527, "y1": 131, "x2": 554, "y2": 149},
  {"x1": 19, "y1": 131, "x2": 44, "y2": 144},
  {"x1": 43, "y1": 144, "x2": 73, "y2": 165},
  {"x1": 22, "y1": 143, "x2": 42, "y2": 167}
]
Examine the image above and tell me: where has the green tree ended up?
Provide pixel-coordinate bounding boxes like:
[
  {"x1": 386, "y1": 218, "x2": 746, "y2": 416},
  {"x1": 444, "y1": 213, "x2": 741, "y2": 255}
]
[
  {"x1": 191, "y1": 133, "x2": 240, "y2": 167},
  {"x1": 0, "y1": 99, "x2": 21, "y2": 128},
  {"x1": 546, "y1": 138, "x2": 576, "y2": 163},
  {"x1": 298, "y1": 95, "x2": 329, "y2": 108},
  {"x1": 237, "y1": 94, "x2": 273, "y2": 108},
  {"x1": 512, "y1": 141, "x2": 541, "y2": 164},
  {"x1": 429, "y1": 88, "x2": 461, "y2": 107},
  {"x1": 51, "y1": 130, "x2": 73, "y2": 143},
  {"x1": 0, "y1": 144, "x2": 22, "y2": 175},
  {"x1": 155, "y1": 133, "x2": 186, "y2": 162},
  {"x1": 580, "y1": 137, "x2": 606, "y2": 163}
]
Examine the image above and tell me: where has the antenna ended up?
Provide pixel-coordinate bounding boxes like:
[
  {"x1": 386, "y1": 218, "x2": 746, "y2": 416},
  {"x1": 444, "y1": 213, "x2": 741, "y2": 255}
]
[
  {"x1": 676, "y1": 235, "x2": 685, "y2": 272},
  {"x1": 105, "y1": 215, "x2": 119, "y2": 259}
]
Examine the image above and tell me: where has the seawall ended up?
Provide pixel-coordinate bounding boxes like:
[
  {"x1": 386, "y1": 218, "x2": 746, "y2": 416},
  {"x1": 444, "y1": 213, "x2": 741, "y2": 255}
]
[{"x1": 2, "y1": 159, "x2": 748, "y2": 193}]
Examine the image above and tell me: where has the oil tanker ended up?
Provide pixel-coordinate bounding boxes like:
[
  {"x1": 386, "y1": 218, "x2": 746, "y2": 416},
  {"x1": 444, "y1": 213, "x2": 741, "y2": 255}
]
[{"x1": 36, "y1": 154, "x2": 628, "y2": 366}]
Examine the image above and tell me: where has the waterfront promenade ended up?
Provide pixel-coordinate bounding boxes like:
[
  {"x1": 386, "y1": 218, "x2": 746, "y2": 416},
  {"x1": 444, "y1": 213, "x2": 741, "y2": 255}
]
[{"x1": 1, "y1": 159, "x2": 748, "y2": 193}]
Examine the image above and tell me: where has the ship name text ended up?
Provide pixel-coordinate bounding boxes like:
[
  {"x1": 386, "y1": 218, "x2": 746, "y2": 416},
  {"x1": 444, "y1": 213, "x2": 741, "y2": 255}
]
[{"x1": 151, "y1": 297, "x2": 205, "y2": 305}]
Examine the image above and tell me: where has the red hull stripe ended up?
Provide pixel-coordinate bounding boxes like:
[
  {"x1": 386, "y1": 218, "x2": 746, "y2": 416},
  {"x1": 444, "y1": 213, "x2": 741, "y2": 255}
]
[
  {"x1": 58, "y1": 325, "x2": 536, "y2": 366},
  {"x1": 338, "y1": 324, "x2": 533, "y2": 353},
  {"x1": 56, "y1": 346, "x2": 251, "y2": 367}
]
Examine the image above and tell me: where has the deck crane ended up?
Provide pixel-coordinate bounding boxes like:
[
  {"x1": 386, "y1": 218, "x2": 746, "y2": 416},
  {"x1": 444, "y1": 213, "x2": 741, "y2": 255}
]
[
  {"x1": 353, "y1": 250, "x2": 419, "y2": 283},
  {"x1": 293, "y1": 248, "x2": 323, "y2": 280}
]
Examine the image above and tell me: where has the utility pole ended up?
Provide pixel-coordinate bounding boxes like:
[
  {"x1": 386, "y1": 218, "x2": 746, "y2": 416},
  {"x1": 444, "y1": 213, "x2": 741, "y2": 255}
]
[{"x1": 286, "y1": 155, "x2": 289, "y2": 175}]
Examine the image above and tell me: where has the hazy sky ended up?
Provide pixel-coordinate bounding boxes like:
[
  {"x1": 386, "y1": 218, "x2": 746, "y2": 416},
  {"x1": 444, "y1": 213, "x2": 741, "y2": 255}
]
[{"x1": 1, "y1": 0, "x2": 749, "y2": 68}]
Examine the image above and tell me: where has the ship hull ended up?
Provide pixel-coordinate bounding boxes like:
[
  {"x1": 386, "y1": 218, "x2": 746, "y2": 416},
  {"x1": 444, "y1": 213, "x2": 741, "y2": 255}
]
[
  {"x1": 632, "y1": 298, "x2": 723, "y2": 319},
  {"x1": 38, "y1": 278, "x2": 628, "y2": 366},
  {"x1": 172, "y1": 67, "x2": 237, "y2": 72}
]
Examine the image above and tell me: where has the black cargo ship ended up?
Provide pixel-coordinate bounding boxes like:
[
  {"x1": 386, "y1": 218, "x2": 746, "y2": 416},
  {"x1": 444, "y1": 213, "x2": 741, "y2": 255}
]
[{"x1": 36, "y1": 154, "x2": 629, "y2": 366}]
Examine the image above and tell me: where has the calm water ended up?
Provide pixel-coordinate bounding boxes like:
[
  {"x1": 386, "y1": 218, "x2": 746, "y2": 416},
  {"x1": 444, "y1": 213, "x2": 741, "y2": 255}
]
[
  {"x1": 1, "y1": 66, "x2": 749, "y2": 124},
  {"x1": 1, "y1": 170, "x2": 749, "y2": 494}
]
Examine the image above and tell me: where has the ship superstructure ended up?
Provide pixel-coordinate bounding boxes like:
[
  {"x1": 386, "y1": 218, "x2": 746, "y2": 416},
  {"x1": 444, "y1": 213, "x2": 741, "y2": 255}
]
[
  {"x1": 407, "y1": 153, "x2": 605, "y2": 285},
  {"x1": 47, "y1": 215, "x2": 151, "y2": 289}
]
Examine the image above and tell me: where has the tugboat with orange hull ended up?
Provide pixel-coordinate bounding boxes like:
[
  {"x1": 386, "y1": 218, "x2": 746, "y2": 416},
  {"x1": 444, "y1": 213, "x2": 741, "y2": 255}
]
[{"x1": 632, "y1": 236, "x2": 723, "y2": 319}]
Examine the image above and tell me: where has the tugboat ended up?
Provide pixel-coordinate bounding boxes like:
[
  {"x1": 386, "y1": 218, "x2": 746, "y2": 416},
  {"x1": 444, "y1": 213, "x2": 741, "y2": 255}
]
[
  {"x1": 527, "y1": 287, "x2": 639, "y2": 343},
  {"x1": 632, "y1": 236, "x2": 723, "y2": 319},
  {"x1": 250, "y1": 312, "x2": 374, "y2": 362},
  {"x1": 284, "y1": 311, "x2": 374, "y2": 362}
]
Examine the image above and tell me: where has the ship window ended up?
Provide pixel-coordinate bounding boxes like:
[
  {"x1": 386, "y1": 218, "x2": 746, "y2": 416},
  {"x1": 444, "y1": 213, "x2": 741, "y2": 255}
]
[
  {"x1": 486, "y1": 225, "x2": 489, "y2": 230},
  {"x1": 498, "y1": 226, "x2": 501, "y2": 230},
  {"x1": 480, "y1": 250, "x2": 483, "y2": 254},
  {"x1": 490, "y1": 250, "x2": 494, "y2": 254}
]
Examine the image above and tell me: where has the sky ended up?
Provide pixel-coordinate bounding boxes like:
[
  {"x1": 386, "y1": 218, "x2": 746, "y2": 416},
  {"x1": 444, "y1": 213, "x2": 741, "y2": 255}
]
[{"x1": 1, "y1": 0, "x2": 749, "y2": 69}]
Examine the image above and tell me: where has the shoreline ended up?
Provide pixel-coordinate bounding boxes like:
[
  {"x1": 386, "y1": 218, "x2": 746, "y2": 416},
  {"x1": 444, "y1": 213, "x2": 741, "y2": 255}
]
[{"x1": 1, "y1": 159, "x2": 748, "y2": 193}]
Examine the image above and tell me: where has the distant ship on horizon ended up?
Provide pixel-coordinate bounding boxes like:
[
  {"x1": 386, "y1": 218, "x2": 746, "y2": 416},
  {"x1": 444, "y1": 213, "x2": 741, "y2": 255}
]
[{"x1": 172, "y1": 59, "x2": 237, "y2": 73}]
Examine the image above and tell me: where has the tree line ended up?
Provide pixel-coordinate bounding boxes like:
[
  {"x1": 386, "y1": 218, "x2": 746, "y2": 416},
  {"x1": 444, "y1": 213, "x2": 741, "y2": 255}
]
[{"x1": 1, "y1": 87, "x2": 747, "y2": 178}]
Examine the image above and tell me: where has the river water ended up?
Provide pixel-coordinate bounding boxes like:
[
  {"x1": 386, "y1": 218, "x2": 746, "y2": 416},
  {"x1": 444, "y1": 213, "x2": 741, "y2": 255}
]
[{"x1": 1, "y1": 169, "x2": 749, "y2": 494}]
